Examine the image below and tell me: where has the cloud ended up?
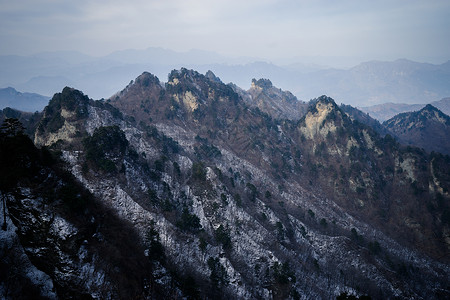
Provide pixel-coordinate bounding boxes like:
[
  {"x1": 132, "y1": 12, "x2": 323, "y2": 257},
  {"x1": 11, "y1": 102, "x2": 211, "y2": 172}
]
[{"x1": 0, "y1": 0, "x2": 449, "y2": 63}]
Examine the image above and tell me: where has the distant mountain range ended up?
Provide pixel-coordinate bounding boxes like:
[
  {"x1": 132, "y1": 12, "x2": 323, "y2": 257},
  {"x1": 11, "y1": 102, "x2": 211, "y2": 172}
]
[
  {"x1": 0, "y1": 87, "x2": 50, "y2": 112},
  {"x1": 1, "y1": 49, "x2": 449, "y2": 106}
]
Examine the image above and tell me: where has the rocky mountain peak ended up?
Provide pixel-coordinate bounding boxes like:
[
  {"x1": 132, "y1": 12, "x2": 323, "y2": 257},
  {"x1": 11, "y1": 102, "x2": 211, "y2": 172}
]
[
  {"x1": 113, "y1": 72, "x2": 162, "y2": 100},
  {"x1": 386, "y1": 104, "x2": 450, "y2": 128},
  {"x1": 134, "y1": 71, "x2": 161, "y2": 87},
  {"x1": 54, "y1": 87, "x2": 89, "y2": 109},
  {"x1": 168, "y1": 68, "x2": 203, "y2": 85},
  {"x1": 340, "y1": 103, "x2": 390, "y2": 137},
  {"x1": 310, "y1": 95, "x2": 339, "y2": 108},
  {"x1": 34, "y1": 87, "x2": 90, "y2": 147},
  {"x1": 251, "y1": 78, "x2": 273, "y2": 90},
  {"x1": 384, "y1": 103, "x2": 450, "y2": 154},
  {"x1": 423, "y1": 103, "x2": 436, "y2": 111},
  {"x1": 419, "y1": 104, "x2": 449, "y2": 124},
  {"x1": 300, "y1": 96, "x2": 343, "y2": 139},
  {"x1": 166, "y1": 68, "x2": 224, "y2": 103}
]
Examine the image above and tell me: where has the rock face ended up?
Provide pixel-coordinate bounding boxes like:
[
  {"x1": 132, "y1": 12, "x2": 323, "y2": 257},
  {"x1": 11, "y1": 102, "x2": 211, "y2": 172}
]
[
  {"x1": 383, "y1": 104, "x2": 450, "y2": 155},
  {"x1": 1, "y1": 69, "x2": 450, "y2": 299},
  {"x1": 0, "y1": 124, "x2": 155, "y2": 299}
]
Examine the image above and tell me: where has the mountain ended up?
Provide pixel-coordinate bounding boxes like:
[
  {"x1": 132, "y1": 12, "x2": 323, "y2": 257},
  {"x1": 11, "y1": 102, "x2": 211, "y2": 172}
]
[
  {"x1": 359, "y1": 97, "x2": 450, "y2": 122},
  {"x1": 1, "y1": 70, "x2": 450, "y2": 299},
  {"x1": 0, "y1": 87, "x2": 50, "y2": 112},
  {"x1": 383, "y1": 105, "x2": 450, "y2": 155}
]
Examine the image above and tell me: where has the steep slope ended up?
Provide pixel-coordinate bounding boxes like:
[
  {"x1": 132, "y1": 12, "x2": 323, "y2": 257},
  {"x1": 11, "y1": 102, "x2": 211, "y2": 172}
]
[
  {"x1": 384, "y1": 105, "x2": 450, "y2": 155},
  {"x1": 295, "y1": 97, "x2": 450, "y2": 260},
  {"x1": 109, "y1": 71, "x2": 449, "y2": 297},
  {"x1": 3, "y1": 70, "x2": 450, "y2": 299},
  {"x1": 340, "y1": 104, "x2": 390, "y2": 137},
  {"x1": 0, "y1": 119, "x2": 159, "y2": 299}
]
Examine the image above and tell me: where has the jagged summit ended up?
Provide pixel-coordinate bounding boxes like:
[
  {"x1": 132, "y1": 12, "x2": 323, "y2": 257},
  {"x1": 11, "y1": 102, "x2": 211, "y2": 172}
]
[
  {"x1": 112, "y1": 68, "x2": 309, "y2": 123},
  {"x1": 384, "y1": 103, "x2": 450, "y2": 129},
  {"x1": 421, "y1": 104, "x2": 449, "y2": 120},
  {"x1": 57, "y1": 86, "x2": 89, "y2": 103},
  {"x1": 304, "y1": 96, "x2": 390, "y2": 142},
  {"x1": 167, "y1": 67, "x2": 210, "y2": 85},
  {"x1": 134, "y1": 71, "x2": 161, "y2": 86},
  {"x1": 424, "y1": 103, "x2": 437, "y2": 111},
  {"x1": 416, "y1": 105, "x2": 450, "y2": 128},
  {"x1": 251, "y1": 78, "x2": 273, "y2": 89},
  {"x1": 299, "y1": 96, "x2": 348, "y2": 139},
  {"x1": 113, "y1": 72, "x2": 162, "y2": 99},
  {"x1": 34, "y1": 88, "x2": 87, "y2": 146},
  {"x1": 34, "y1": 86, "x2": 121, "y2": 147},
  {"x1": 306, "y1": 95, "x2": 340, "y2": 116}
]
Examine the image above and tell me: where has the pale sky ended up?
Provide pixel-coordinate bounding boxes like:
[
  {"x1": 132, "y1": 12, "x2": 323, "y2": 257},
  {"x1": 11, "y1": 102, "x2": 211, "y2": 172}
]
[{"x1": 1, "y1": 0, "x2": 449, "y2": 64}]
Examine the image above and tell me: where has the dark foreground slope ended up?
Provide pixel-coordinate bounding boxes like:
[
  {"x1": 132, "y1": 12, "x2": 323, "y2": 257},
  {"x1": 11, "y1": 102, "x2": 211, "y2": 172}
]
[
  {"x1": 0, "y1": 117, "x2": 167, "y2": 299},
  {"x1": 1, "y1": 70, "x2": 449, "y2": 299}
]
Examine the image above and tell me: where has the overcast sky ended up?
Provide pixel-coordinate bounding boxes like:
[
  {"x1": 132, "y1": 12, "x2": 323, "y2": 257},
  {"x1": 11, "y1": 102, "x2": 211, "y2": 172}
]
[{"x1": 1, "y1": 0, "x2": 449, "y2": 65}]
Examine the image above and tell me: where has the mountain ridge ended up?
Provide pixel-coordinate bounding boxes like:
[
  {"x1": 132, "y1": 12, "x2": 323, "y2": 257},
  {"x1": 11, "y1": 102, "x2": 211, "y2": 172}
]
[
  {"x1": 383, "y1": 104, "x2": 450, "y2": 155},
  {"x1": 1, "y1": 69, "x2": 449, "y2": 299}
]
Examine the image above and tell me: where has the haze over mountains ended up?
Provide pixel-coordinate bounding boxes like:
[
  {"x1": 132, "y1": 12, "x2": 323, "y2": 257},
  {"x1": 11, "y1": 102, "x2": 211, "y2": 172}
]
[
  {"x1": 1, "y1": 48, "x2": 449, "y2": 109},
  {"x1": 0, "y1": 87, "x2": 50, "y2": 112},
  {"x1": 360, "y1": 98, "x2": 450, "y2": 122}
]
